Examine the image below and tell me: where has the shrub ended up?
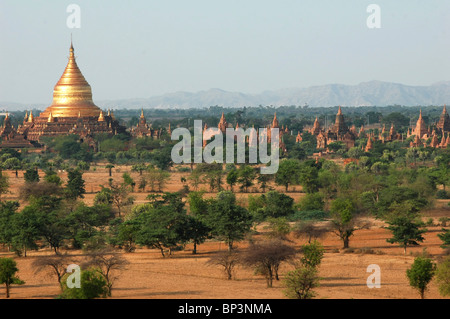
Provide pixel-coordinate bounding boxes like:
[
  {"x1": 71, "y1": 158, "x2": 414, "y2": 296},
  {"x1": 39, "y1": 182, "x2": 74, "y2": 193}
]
[
  {"x1": 283, "y1": 267, "x2": 320, "y2": 299},
  {"x1": 288, "y1": 210, "x2": 329, "y2": 221},
  {"x1": 435, "y1": 256, "x2": 450, "y2": 297},
  {"x1": 406, "y1": 256, "x2": 436, "y2": 299},
  {"x1": 59, "y1": 268, "x2": 108, "y2": 299},
  {"x1": 436, "y1": 190, "x2": 450, "y2": 199}
]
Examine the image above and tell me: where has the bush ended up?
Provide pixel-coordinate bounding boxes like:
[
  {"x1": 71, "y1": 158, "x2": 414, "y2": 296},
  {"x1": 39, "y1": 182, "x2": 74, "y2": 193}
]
[
  {"x1": 436, "y1": 190, "x2": 450, "y2": 199},
  {"x1": 283, "y1": 267, "x2": 320, "y2": 299},
  {"x1": 288, "y1": 210, "x2": 329, "y2": 221},
  {"x1": 59, "y1": 268, "x2": 108, "y2": 299},
  {"x1": 435, "y1": 256, "x2": 450, "y2": 297}
]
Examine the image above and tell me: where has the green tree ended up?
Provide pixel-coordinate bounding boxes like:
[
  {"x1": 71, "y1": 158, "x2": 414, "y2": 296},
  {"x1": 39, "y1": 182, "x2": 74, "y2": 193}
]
[
  {"x1": 275, "y1": 159, "x2": 300, "y2": 191},
  {"x1": 205, "y1": 191, "x2": 252, "y2": 251},
  {"x1": 0, "y1": 171, "x2": 9, "y2": 199},
  {"x1": 226, "y1": 168, "x2": 238, "y2": 192},
  {"x1": 2, "y1": 157, "x2": 21, "y2": 178},
  {"x1": 385, "y1": 216, "x2": 427, "y2": 255},
  {"x1": 237, "y1": 165, "x2": 256, "y2": 193},
  {"x1": 0, "y1": 258, "x2": 25, "y2": 298},
  {"x1": 24, "y1": 168, "x2": 39, "y2": 183},
  {"x1": 406, "y1": 256, "x2": 436, "y2": 299},
  {"x1": 435, "y1": 256, "x2": 450, "y2": 297},
  {"x1": 300, "y1": 240, "x2": 325, "y2": 269},
  {"x1": 283, "y1": 266, "x2": 319, "y2": 299},
  {"x1": 263, "y1": 217, "x2": 291, "y2": 240},
  {"x1": 296, "y1": 193, "x2": 324, "y2": 212},
  {"x1": 253, "y1": 191, "x2": 295, "y2": 220},
  {"x1": 134, "y1": 193, "x2": 189, "y2": 257},
  {"x1": 65, "y1": 169, "x2": 86, "y2": 200},
  {"x1": 44, "y1": 170, "x2": 62, "y2": 186},
  {"x1": 438, "y1": 228, "x2": 450, "y2": 249},
  {"x1": 329, "y1": 198, "x2": 357, "y2": 249}
]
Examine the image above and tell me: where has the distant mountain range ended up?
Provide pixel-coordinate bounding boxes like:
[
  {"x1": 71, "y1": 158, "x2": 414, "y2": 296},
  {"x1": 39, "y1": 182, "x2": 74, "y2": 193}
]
[
  {"x1": 97, "y1": 81, "x2": 450, "y2": 109},
  {"x1": 3, "y1": 80, "x2": 450, "y2": 111}
]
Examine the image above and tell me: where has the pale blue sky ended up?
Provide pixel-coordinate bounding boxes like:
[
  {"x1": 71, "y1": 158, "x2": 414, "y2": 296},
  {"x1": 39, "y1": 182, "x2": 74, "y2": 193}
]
[{"x1": 1, "y1": 0, "x2": 450, "y2": 104}]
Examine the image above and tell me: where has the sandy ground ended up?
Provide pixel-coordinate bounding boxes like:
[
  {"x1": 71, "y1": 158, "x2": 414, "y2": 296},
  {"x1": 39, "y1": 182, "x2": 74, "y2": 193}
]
[{"x1": 0, "y1": 166, "x2": 449, "y2": 299}]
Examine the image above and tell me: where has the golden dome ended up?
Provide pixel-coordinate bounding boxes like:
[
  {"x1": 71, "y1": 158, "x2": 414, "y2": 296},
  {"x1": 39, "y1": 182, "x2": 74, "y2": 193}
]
[{"x1": 40, "y1": 42, "x2": 102, "y2": 118}]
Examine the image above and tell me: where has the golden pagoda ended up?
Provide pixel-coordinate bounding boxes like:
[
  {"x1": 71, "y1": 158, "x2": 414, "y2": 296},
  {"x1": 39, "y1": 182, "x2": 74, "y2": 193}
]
[
  {"x1": 39, "y1": 41, "x2": 102, "y2": 118},
  {"x1": 16, "y1": 40, "x2": 126, "y2": 144}
]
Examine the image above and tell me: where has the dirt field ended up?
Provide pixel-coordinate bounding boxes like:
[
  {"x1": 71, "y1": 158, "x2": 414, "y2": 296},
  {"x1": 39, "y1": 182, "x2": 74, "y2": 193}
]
[{"x1": 0, "y1": 166, "x2": 449, "y2": 299}]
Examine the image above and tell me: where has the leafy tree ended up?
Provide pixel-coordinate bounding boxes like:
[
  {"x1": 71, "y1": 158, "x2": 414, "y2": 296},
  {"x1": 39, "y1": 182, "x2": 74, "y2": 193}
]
[
  {"x1": 435, "y1": 256, "x2": 450, "y2": 297},
  {"x1": 105, "y1": 164, "x2": 115, "y2": 177},
  {"x1": 283, "y1": 266, "x2": 319, "y2": 299},
  {"x1": 252, "y1": 191, "x2": 295, "y2": 220},
  {"x1": 2, "y1": 157, "x2": 21, "y2": 178},
  {"x1": 275, "y1": 159, "x2": 300, "y2": 191},
  {"x1": 263, "y1": 217, "x2": 291, "y2": 240},
  {"x1": 296, "y1": 193, "x2": 324, "y2": 212},
  {"x1": 64, "y1": 203, "x2": 113, "y2": 249},
  {"x1": 24, "y1": 168, "x2": 39, "y2": 183},
  {"x1": 146, "y1": 167, "x2": 170, "y2": 192},
  {"x1": 179, "y1": 216, "x2": 210, "y2": 254},
  {"x1": 65, "y1": 169, "x2": 86, "y2": 200},
  {"x1": 299, "y1": 240, "x2": 325, "y2": 269},
  {"x1": 329, "y1": 198, "x2": 357, "y2": 249},
  {"x1": 21, "y1": 196, "x2": 67, "y2": 255},
  {"x1": 0, "y1": 257, "x2": 24, "y2": 298},
  {"x1": 0, "y1": 171, "x2": 9, "y2": 199},
  {"x1": 101, "y1": 182, "x2": 135, "y2": 217},
  {"x1": 122, "y1": 172, "x2": 135, "y2": 192},
  {"x1": 134, "y1": 193, "x2": 189, "y2": 257},
  {"x1": 297, "y1": 161, "x2": 320, "y2": 194},
  {"x1": 256, "y1": 172, "x2": 272, "y2": 193},
  {"x1": 385, "y1": 216, "x2": 427, "y2": 254},
  {"x1": 0, "y1": 201, "x2": 18, "y2": 250},
  {"x1": 406, "y1": 256, "x2": 436, "y2": 299},
  {"x1": 226, "y1": 168, "x2": 238, "y2": 192},
  {"x1": 131, "y1": 164, "x2": 147, "y2": 176},
  {"x1": 237, "y1": 165, "x2": 256, "y2": 193},
  {"x1": 437, "y1": 228, "x2": 450, "y2": 249},
  {"x1": 10, "y1": 204, "x2": 40, "y2": 256},
  {"x1": 44, "y1": 170, "x2": 62, "y2": 186},
  {"x1": 205, "y1": 191, "x2": 253, "y2": 251}
]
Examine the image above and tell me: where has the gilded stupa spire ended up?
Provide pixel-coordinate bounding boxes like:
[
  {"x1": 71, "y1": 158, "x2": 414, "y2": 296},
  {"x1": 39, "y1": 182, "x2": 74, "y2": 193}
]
[
  {"x1": 28, "y1": 110, "x2": 34, "y2": 123},
  {"x1": 39, "y1": 40, "x2": 102, "y2": 118},
  {"x1": 98, "y1": 110, "x2": 105, "y2": 122}
]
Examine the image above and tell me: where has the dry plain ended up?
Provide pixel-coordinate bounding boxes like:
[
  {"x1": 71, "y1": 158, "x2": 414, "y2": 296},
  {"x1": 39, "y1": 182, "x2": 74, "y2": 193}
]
[{"x1": 0, "y1": 165, "x2": 449, "y2": 299}]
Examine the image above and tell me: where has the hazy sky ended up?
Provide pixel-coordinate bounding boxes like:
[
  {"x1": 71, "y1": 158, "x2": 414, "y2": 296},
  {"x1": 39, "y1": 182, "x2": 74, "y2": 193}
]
[{"x1": 1, "y1": 0, "x2": 450, "y2": 104}]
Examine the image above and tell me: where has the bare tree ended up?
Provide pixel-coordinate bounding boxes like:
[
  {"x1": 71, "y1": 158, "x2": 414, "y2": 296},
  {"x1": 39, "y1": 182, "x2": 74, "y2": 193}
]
[
  {"x1": 32, "y1": 254, "x2": 76, "y2": 291},
  {"x1": 207, "y1": 250, "x2": 240, "y2": 280},
  {"x1": 241, "y1": 240, "x2": 296, "y2": 288},
  {"x1": 82, "y1": 249, "x2": 129, "y2": 296},
  {"x1": 292, "y1": 220, "x2": 329, "y2": 243}
]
